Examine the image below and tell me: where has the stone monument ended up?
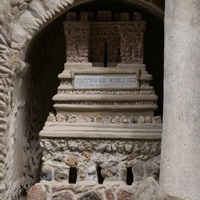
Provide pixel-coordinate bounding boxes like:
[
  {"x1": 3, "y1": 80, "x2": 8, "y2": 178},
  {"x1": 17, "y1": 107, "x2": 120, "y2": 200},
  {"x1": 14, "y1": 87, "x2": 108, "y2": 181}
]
[{"x1": 36, "y1": 11, "x2": 162, "y2": 199}]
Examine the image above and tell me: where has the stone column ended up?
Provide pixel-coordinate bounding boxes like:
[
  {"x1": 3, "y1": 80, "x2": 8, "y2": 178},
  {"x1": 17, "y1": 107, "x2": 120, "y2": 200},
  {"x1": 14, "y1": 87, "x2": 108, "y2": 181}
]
[{"x1": 160, "y1": 1, "x2": 200, "y2": 200}]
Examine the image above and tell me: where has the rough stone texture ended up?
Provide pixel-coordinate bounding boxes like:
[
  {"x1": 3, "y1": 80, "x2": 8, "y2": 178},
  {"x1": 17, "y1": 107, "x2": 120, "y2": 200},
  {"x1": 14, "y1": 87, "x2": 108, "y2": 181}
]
[
  {"x1": 117, "y1": 189, "x2": 134, "y2": 200},
  {"x1": 64, "y1": 13, "x2": 145, "y2": 64},
  {"x1": 0, "y1": 1, "x2": 15, "y2": 198},
  {"x1": 39, "y1": 23, "x2": 162, "y2": 185},
  {"x1": 40, "y1": 138, "x2": 161, "y2": 183},
  {"x1": 0, "y1": 0, "x2": 164, "y2": 199},
  {"x1": 52, "y1": 185, "x2": 74, "y2": 193},
  {"x1": 27, "y1": 184, "x2": 46, "y2": 200},
  {"x1": 27, "y1": 179, "x2": 185, "y2": 200},
  {"x1": 77, "y1": 191, "x2": 102, "y2": 200},
  {"x1": 52, "y1": 191, "x2": 74, "y2": 200},
  {"x1": 105, "y1": 189, "x2": 115, "y2": 200},
  {"x1": 133, "y1": 177, "x2": 167, "y2": 200},
  {"x1": 160, "y1": 1, "x2": 200, "y2": 200}
]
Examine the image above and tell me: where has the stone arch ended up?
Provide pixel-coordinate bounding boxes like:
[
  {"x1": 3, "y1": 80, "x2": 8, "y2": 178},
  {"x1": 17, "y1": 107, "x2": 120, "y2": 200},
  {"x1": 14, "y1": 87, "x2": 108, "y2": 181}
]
[{"x1": 0, "y1": 0, "x2": 164, "y2": 198}]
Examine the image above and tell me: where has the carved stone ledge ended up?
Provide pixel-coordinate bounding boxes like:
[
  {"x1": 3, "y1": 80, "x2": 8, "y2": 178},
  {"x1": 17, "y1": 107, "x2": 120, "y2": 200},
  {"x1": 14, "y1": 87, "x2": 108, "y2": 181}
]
[{"x1": 40, "y1": 123, "x2": 162, "y2": 140}]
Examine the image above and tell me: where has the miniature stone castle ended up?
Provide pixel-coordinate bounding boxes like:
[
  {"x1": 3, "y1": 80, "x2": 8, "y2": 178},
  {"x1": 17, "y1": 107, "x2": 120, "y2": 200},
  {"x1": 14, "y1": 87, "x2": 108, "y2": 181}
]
[
  {"x1": 0, "y1": 0, "x2": 199, "y2": 199},
  {"x1": 35, "y1": 11, "x2": 162, "y2": 199}
]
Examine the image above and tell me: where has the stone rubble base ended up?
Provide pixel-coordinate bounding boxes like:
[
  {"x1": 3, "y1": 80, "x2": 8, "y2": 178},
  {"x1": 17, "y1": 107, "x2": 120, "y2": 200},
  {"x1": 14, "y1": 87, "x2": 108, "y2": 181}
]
[{"x1": 27, "y1": 177, "x2": 186, "y2": 200}]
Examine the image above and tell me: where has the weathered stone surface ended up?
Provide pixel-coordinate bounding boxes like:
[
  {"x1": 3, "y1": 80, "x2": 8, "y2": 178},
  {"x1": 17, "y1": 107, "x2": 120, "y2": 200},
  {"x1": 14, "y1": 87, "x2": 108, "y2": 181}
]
[
  {"x1": 77, "y1": 191, "x2": 102, "y2": 200},
  {"x1": 0, "y1": 0, "x2": 164, "y2": 198},
  {"x1": 160, "y1": 1, "x2": 200, "y2": 200},
  {"x1": 54, "y1": 168, "x2": 69, "y2": 182},
  {"x1": 132, "y1": 159, "x2": 144, "y2": 181},
  {"x1": 27, "y1": 181, "x2": 188, "y2": 200},
  {"x1": 27, "y1": 184, "x2": 46, "y2": 200},
  {"x1": 132, "y1": 177, "x2": 167, "y2": 200},
  {"x1": 143, "y1": 155, "x2": 160, "y2": 181},
  {"x1": 168, "y1": 197, "x2": 187, "y2": 200},
  {"x1": 105, "y1": 189, "x2": 115, "y2": 200},
  {"x1": 40, "y1": 138, "x2": 161, "y2": 183},
  {"x1": 117, "y1": 188, "x2": 134, "y2": 200},
  {"x1": 52, "y1": 185, "x2": 74, "y2": 193},
  {"x1": 65, "y1": 155, "x2": 79, "y2": 167},
  {"x1": 40, "y1": 165, "x2": 53, "y2": 181},
  {"x1": 52, "y1": 191, "x2": 74, "y2": 200}
]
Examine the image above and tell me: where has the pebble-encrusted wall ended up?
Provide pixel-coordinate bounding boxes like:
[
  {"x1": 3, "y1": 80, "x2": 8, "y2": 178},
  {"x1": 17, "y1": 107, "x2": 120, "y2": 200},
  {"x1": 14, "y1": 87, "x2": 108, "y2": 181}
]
[
  {"x1": 27, "y1": 177, "x2": 170, "y2": 200},
  {"x1": 40, "y1": 139, "x2": 161, "y2": 183}
]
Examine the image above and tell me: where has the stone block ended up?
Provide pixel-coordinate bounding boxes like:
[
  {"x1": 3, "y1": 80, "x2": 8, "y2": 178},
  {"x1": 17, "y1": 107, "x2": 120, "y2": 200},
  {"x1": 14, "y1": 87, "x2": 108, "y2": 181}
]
[
  {"x1": 52, "y1": 185, "x2": 74, "y2": 193},
  {"x1": 52, "y1": 191, "x2": 74, "y2": 200},
  {"x1": 132, "y1": 177, "x2": 167, "y2": 200},
  {"x1": 67, "y1": 12, "x2": 76, "y2": 21},
  {"x1": 114, "y1": 13, "x2": 120, "y2": 21},
  {"x1": 65, "y1": 155, "x2": 79, "y2": 167},
  {"x1": 77, "y1": 191, "x2": 102, "y2": 200},
  {"x1": 117, "y1": 188, "x2": 134, "y2": 200},
  {"x1": 133, "y1": 13, "x2": 142, "y2": 21},
  {"x1": 97, "y1": 11, "x2": 111, "y2": 21},
  {"x1": 81, "y1": 12, "x2": 93, "y2": 21},
  {"x1": 105, "y1": 189, "x2": 115, "y2": 200},
  {"x1": 40, "y1": 165, "x2": 53, "y2": 181},
  {"x1": 27, "y1": 184, "x2": 46, "y2": 200},
  {"x1": 120, "y1": 13, "x2": 129, "y2": 21},
  {"x1": 54, "y1": 168, "x2": 69, "y2": 182}
]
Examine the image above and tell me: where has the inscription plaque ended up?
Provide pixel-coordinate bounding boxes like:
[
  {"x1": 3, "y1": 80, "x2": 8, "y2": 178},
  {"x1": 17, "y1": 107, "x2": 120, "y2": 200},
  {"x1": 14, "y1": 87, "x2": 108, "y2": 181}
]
[{"x1": 74, "y1": 75, "x2": 137, "y2": 89}]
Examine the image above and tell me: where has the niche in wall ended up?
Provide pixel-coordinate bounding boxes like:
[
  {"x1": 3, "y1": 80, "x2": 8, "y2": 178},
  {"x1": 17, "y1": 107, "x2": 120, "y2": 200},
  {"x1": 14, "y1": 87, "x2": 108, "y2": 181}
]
[{"x1": 23, "y1": 0, "x2": 163, "y2": 192}]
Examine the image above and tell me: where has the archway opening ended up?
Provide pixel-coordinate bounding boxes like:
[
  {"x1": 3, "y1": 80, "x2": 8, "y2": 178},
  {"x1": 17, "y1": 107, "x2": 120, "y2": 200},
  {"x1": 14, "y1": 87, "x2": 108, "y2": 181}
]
[{"x1": 23, "y1": 0, "x2": 163, "y2": 195}]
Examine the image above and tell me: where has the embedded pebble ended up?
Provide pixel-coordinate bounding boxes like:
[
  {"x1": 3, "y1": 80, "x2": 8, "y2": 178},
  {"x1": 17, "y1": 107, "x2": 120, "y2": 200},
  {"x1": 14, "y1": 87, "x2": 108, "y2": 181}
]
[{"x1": 88, "y1": 166, "x2": 96, "y2": 174}]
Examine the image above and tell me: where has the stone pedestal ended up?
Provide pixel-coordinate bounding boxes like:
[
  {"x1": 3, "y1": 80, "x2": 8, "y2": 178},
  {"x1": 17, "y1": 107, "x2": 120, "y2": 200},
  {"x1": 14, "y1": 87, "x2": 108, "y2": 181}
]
[
  {"x1": 160, "y1": 1, "x2": 200, "y2": 199},
  {"x1": 40, "y1": 63, "x2": 162, "y2": 185}
]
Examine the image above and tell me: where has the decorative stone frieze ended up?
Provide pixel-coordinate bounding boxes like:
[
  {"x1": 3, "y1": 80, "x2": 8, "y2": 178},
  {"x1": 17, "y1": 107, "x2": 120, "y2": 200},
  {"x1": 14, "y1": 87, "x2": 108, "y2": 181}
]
[
  {"x1": 47, "y1": 113, "x2": 161, "y2": 124},
  {"x1": 58, "y1": 89, "x2": 155, "y2": 95}
]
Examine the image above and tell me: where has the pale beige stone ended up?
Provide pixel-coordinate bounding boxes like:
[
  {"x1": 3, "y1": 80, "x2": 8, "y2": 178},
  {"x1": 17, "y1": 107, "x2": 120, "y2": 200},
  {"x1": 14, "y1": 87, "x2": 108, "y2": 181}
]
[{"x1": 160, "y1": 1, "x2": 200, "y2": 200}]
